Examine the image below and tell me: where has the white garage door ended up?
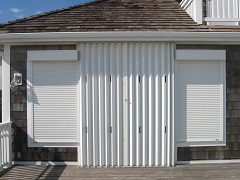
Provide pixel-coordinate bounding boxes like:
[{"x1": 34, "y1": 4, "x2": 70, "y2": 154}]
[{"x1": 78, "y1": 43, "x2": 173, "y2": 167}]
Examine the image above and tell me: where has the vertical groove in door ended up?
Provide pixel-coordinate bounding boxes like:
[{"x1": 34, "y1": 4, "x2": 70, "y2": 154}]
[
  {"x1": 86, "y1": 43, "x2": 93, "y2": 166},
  {"x1": 154, "y1": 43, "x2": 160, "y2": 166},
  {"x1": 148, "y1": 43, "x2": 154, "y2": 167},
  {"x1": 135, "y1": 43, "x2": 141, "y2": 167},
  {"x1": 122, "y1": 43, "x2": 129, "y2": 166},
  {"x1": 104, "y1": 43, "x2": 111, "y2": 167},
  {"x1": 92, "y1": 43, "x2": 100, "y2": 166},
  {"x1": 166, "y1": 43, "x2": 171, "y2": 166},
  {"x1": 129, "y1": 43, "x2": 133, "y2": 166},
  {"x1": 141, "y1": 43, "x2": 146, "y2": 166},
  {"x1": 79, "y1": 44, "x2": 87, "y2": 166},
  {"x1": 161, "y1": 44, "x2": 166, "y2": 166},
  {"x1": 170, "y1": 43, "x2": 175, "y2": 166},
  {"x1": 116, "y1": 43, "x2": 123, "y2": 166},
  {"x1": 110, "y1": 44, "x2": 114, "y2": 166},
  {"x1": 98, "y1": 43, "x2": 105, "y2": 167},
  {"x1": 145, "y1": 43, "x2": 150, "y2": 167}
]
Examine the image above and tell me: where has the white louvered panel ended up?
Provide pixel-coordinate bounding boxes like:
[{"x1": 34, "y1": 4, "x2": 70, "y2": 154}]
[
  {"x1": 206, "y1": 0, "x2": 240, "y2": 18},
  {"x1": 78, "y1": 42, "x2": 172, "y2": 167},
  {"x1": 176, "y1": 61, "x2": 223, "y2": 143},
  {"x1": 32, "y1": 62, "x2": 78, "y2": 143}
]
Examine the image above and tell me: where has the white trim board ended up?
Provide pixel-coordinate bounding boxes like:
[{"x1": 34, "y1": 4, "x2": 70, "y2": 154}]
[
  {"x1": 205, "y1": 17, "x2": 240, "y2": 22},
  {"x1": 176, "y1": 50, "x2": 226, "y2": 61},
  {"x1": 27, "y1": 50, "x2": 79, "y2": 61},
  {"x1": 176, "y1": 142, "x2": 226, "y2": 147},
  {"x1": 13, "y1": 161, "x2": 79, "y2": 166},
  {"x1": 177, "y1": 159, "x2": 240, "y2": 165}
]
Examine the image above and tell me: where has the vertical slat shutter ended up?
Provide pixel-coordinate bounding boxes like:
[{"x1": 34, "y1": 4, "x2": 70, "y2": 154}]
[
  {"x1": 32, "y1": 61, "x2": 78, "y2": 144},
  {"x1": 176, "y1": 52, "x2": 225, "y2": 146},
  {"x1": 78, "y1": 42, "x2": 174, "y2": 167}
]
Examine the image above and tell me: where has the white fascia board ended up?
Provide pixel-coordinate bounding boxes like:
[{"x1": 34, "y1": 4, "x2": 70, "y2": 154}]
[
  {"x1": 2, "y1": 32, "x2": 240, "y2": 43},
  {"x1": 205, "y1": 17, "x2": 240, "y2": 22},
  {"x1": 27, "y1": 50, "x2": 79, "y2": 61},
  {"x1": 176, "y1": 50, "x2": 226, "y2": 61}
]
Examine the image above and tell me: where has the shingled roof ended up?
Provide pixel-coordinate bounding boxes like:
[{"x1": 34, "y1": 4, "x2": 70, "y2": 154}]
[{"x1": 0, "y1": 0, "x2": 210, "y2": 33}]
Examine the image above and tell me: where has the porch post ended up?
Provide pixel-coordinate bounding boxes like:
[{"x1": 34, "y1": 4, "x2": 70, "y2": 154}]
[{"x1": 2, "y1": 44, "x2": 10, "y2": 123}]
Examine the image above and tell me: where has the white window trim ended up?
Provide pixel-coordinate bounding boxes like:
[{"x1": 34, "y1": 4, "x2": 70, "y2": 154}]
[
  {"x1": 175, "y1": 49, "x2": 226, "y2": 147},
  {"x1": 27, "y1": 50, "x2": 80, "y2": 147},
  {"x1": 176, "y1": 50, "x2": 226, "y2": 61},
  {"x1": 27, "y1": 50, "x2": 79, "y2": 61}
]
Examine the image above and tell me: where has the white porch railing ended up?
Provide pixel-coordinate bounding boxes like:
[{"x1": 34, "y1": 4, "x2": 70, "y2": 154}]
[
  {"x1": 0, "y1": 122, "x2": 12, "y2": 171},
  {"x1": 180, "y1": 0, "x2": 240, "y2": 25},
  {"x1": 205, "y1": 0, "x2": 240, "y2": 25}
]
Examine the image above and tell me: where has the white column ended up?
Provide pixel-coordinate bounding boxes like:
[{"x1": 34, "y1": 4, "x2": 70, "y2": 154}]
[{"x1": 2, "y1": 44, "x2": 10, "y2": 123}]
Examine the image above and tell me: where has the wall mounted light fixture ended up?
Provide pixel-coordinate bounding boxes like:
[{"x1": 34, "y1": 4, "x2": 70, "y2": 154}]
[{"x1": 10, "y1": 73, "x2": 22, "y2": 92}]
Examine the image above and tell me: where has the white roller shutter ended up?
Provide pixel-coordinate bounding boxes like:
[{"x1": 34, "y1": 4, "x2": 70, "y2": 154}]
[
  {"x1": 175, "y1": 50, "x2": 226, "y2": 147},
  {"x1": 27, "y1": 50, "x2": 79, "y2": 147}
]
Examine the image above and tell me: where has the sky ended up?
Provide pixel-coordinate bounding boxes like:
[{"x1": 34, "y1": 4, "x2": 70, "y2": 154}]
[{"x1": 0, "y1": 0, "x2": 91, "y2": 24}]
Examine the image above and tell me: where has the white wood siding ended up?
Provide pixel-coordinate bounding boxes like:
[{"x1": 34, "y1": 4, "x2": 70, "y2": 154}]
[
  {"x1": 175, "y1": 50, "x2": 226, "y2": 147},
  {"x1": 206, "y1": 0, "x2": 240, "y2": 19},
  {"x1": 78, "y1": 42, "x2": 173, "y2": 167},
  {"x1": 27, "y1": 61, "x2": 78, "y2": 146}
]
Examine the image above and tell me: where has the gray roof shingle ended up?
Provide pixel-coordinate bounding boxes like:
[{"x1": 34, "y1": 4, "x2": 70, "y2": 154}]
[{"x1": 0, "y1": 0, "x2": 210, "y2": 33}]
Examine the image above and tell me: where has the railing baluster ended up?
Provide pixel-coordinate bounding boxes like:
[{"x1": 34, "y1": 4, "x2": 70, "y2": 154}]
[{"x1": 0, "y1": 122, "x2": 12, "y2": 171}]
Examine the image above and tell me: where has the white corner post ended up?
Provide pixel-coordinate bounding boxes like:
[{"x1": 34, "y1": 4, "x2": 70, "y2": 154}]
[{"x1": 2, "y1": 44, "x2": 11, "y2": 123}]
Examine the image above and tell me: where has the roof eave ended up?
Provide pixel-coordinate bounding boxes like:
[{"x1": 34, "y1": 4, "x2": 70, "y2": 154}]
[{"x1": 1, "y1": 31, "x2": 240, "y2": 43}]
